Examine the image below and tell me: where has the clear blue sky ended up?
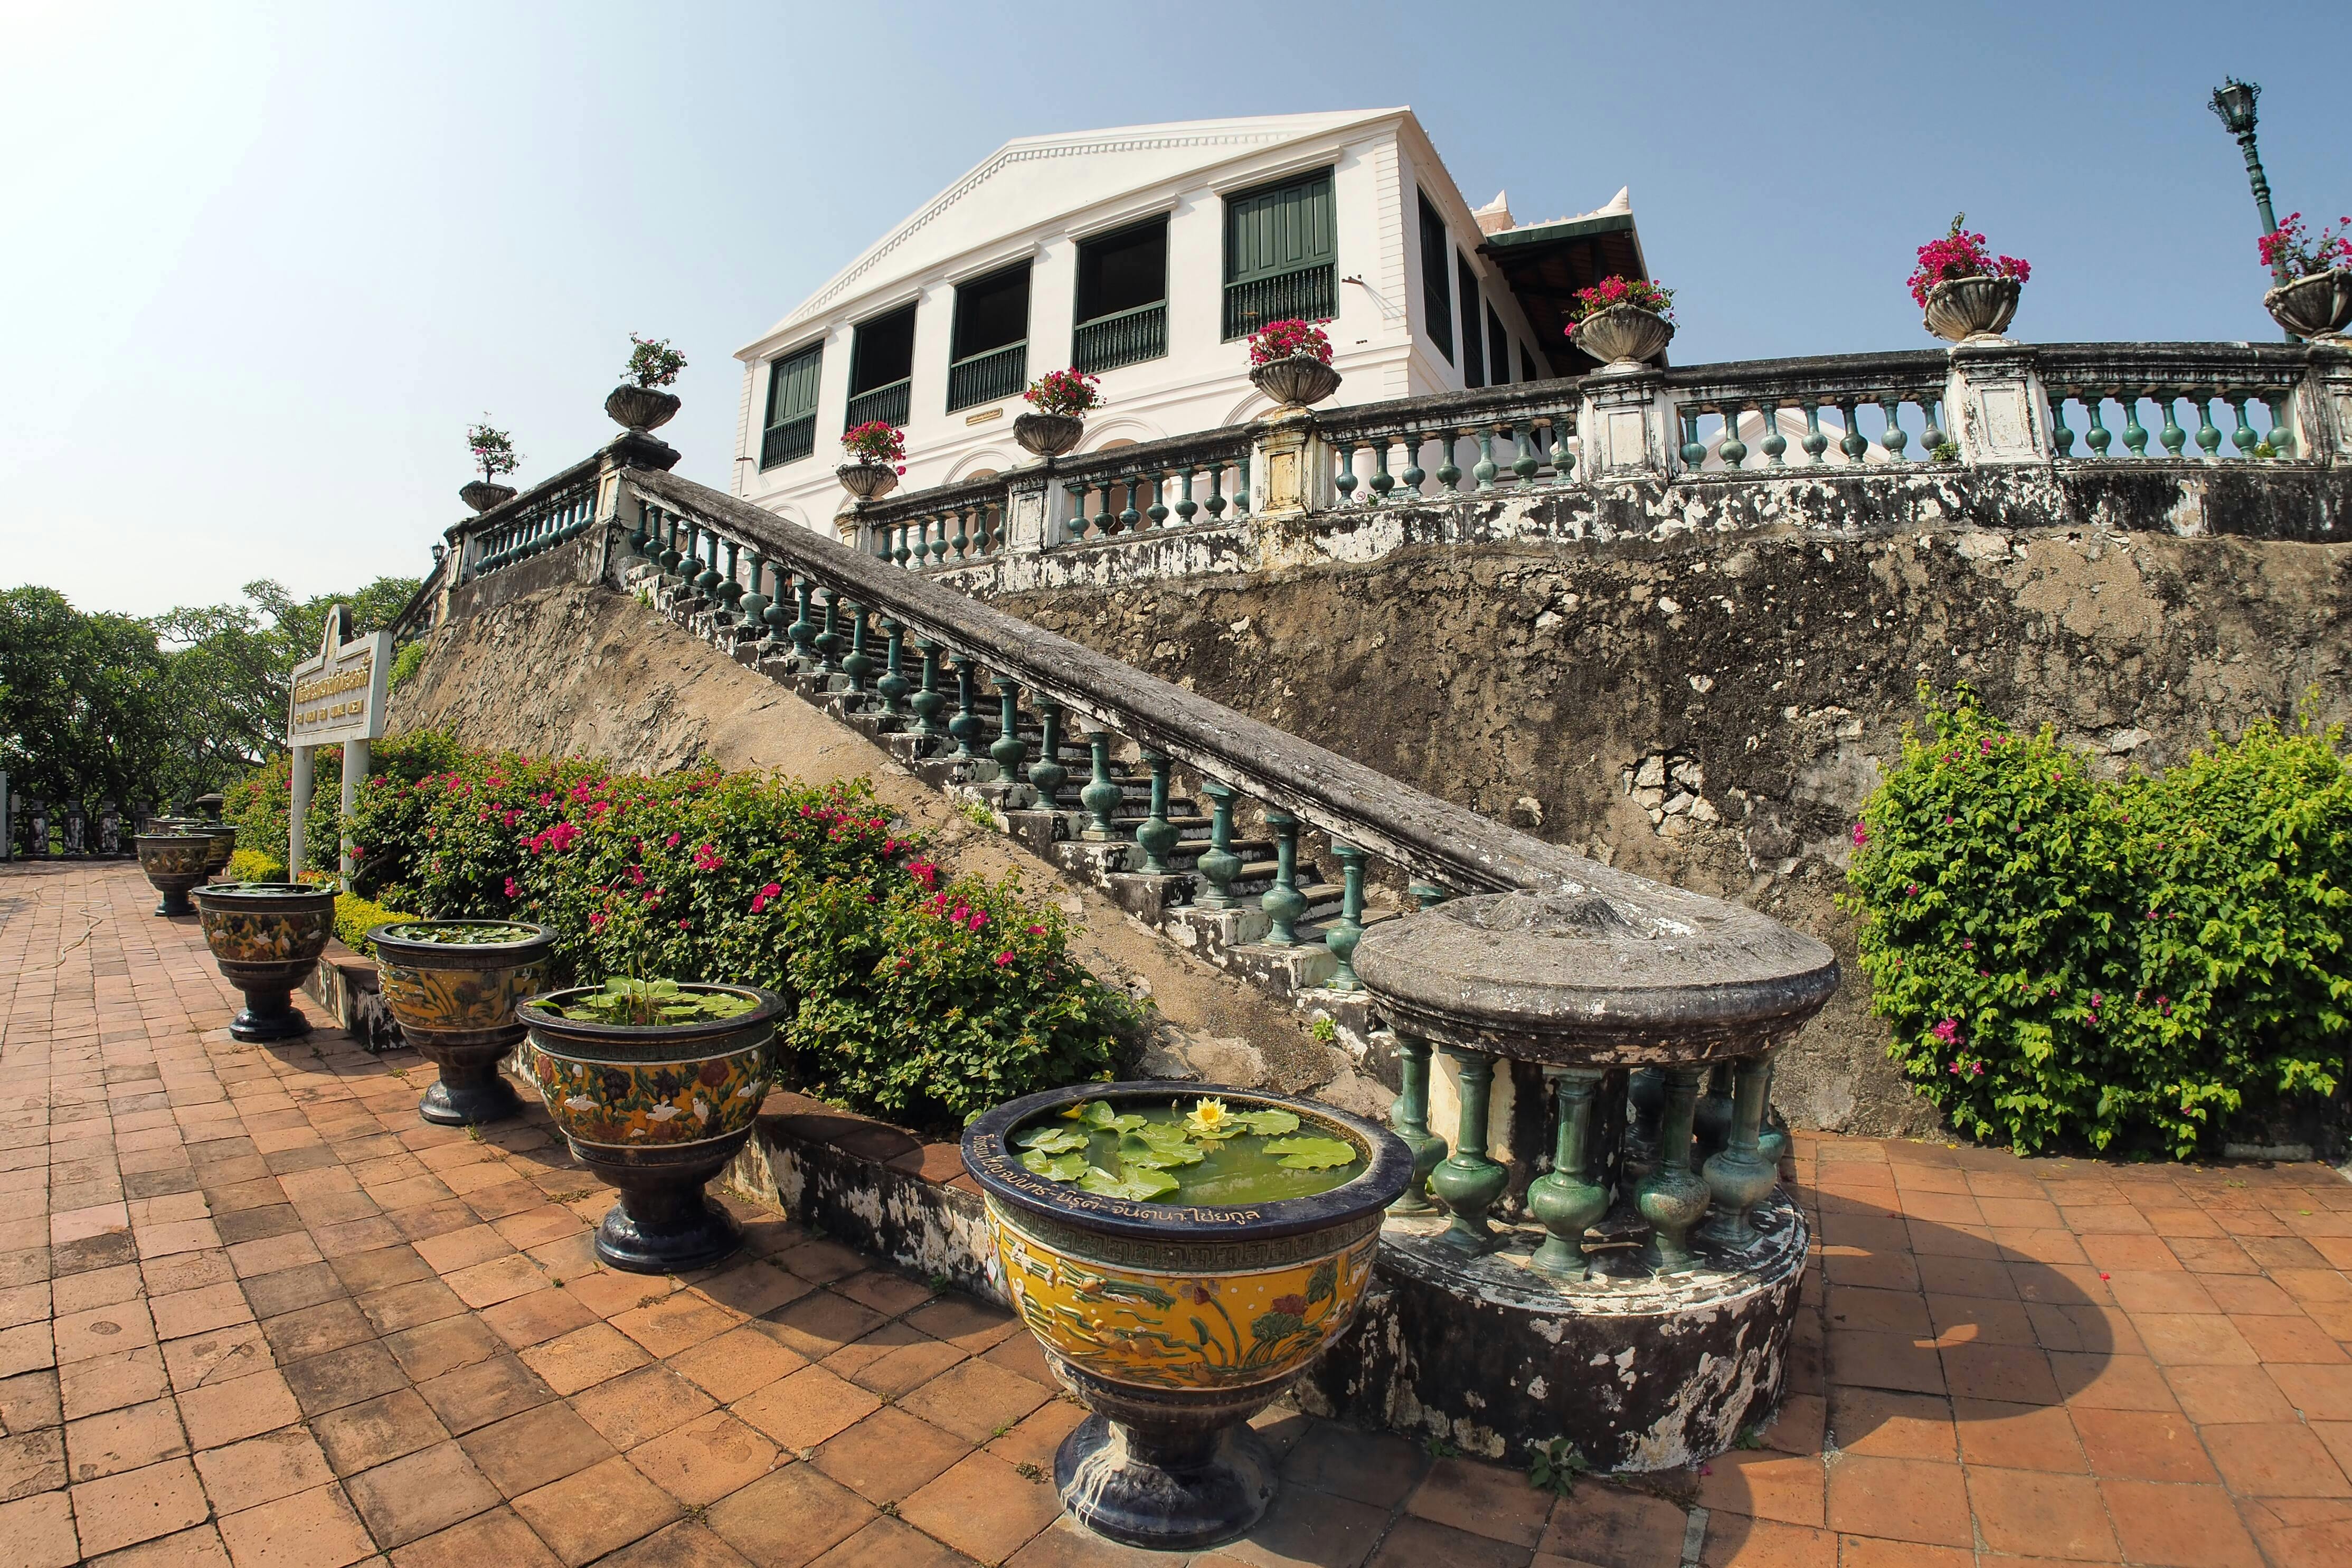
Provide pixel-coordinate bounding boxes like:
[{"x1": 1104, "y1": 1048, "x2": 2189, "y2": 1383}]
[{"x1": 3, "y1": 1, "x2": 2345, "y2": 618}]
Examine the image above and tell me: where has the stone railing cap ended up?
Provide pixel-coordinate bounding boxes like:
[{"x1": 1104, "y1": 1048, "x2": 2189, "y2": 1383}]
[{"x1": 1355, "y1": 889, "x2": 1837, "y2": 1065}]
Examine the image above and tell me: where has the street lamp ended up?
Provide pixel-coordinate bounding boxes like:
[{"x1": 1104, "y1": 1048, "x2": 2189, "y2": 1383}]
[{"x1": 2209, "y1": 77, "x2": 2289, "y2": 285}]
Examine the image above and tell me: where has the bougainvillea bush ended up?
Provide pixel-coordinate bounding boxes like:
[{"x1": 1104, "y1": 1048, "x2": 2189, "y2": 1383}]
[
  {"x1": 1843, "y1": 687, "x2": 2352, "y2": 1156},
  {"x1": 2259, "y1": 213, "x2": 2352, "y2": 279},
  {"x1": 327, "y1": 739, "x2": 1126, "y2": 1126},
  {"x1": 1906, "y1": 213, "x2": 2030, "y2": 308},
  {"x1": 840, "y1": 420, "x2": 908, "y2": 474},
  {"x1": 1566, "y1": 275, "x2": 1675, "y2": 323},
  {"x1": 1023, "y1": 368, "x2": 1101, "y2": 417},
  {"x1": 1246, "y1": 319, "x2": 1333, "y2": 366}
]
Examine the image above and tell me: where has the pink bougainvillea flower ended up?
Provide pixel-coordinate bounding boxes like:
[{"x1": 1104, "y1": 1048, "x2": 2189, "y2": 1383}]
[
  {"x1": 1850, "y1": 821, "x2": 1868, "y2": 847},
  {"x1": 994, "y1": 952, "x2": 1014, "y2": 967}
]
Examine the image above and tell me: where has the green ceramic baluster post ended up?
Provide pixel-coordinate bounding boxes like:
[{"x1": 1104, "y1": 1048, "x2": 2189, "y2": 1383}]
[
  {"x1": 1324, "y1": 842, "x2": 1365, "y2": 989},
  {"x1": 1027, "y1": 700, "x2": 1068, "y2": 806},
  {"x1": 1430, "y1": 1046, "x2": 1507, "y2": 1253},
  {"x1": 2264, "y1": 394, "x2": 2296, "y2": 458},
  {"x1": 2119, "y1": 392, "x2": 2149, "y2": 457},
  {"x1": 787, "y1": 580, "x2": 816, "y2": 666},
  {"x1": 1637, "y1": 1065, "x2": 1712, "y2": 1273},
  {"x1": 2193, "y1": 395, "x2": 2223, "y2": 458},
  {"x1": 1098, "y1": 484, "x2": 1119, "y2": 537},
  {"x1": 1759, "y1": 402, "x2": 1788, "y2": 466},
  {"x1": 1699, "y1": 1051, "x2": 1779, "y2": 1252},
  {"x1": 1877, "y1": 399, "x2": 1909, "y2": 462},
  {"x1": 1204, "y1": 466, "x2": 1226, "y2": 520},
  {"x1": 1836, "y1": 401, "x2": 1868, "y2": 464},
  {"x1": 1528, "y1": 1066, "x2": 1610, "y2": 1279},
  {"x1": 2158, "y1": 392, "x2": 2187, "y2": 457},
  {"x1": 1400, "y1": 431, "x2": 1426, "y2": 496},
  {"x1": 1080, "y1": 730, "x2": 1121, "y2": 842},
  {"x1": 1195, "y1": 781, "x2": 1241, "y2": 909},
  {"x1": 1145, "y1": 471, "x2": 1168, "y2": 528},
  {"x1": 841, "y1": 603, "x2": 873, "y2": 697},
  {"x1": 1679, "y1": 410, "x2": 1707, "y2": 471},
  {"x1": 990, "y1": 678, "x2": 1027, "y2": 787},
  {"x1": 1472, "y1": 429, "x2": 1498, "y2": 490},
  {"x1": 2049, "y1": 390, "x2": 2076, "y2": 456},
  {"x1": 1434, "y1": 432, "x2": 1461, "y2": 492},
  {"x1": 1135, "y1": 751, "x2": 1176, "y2": 875},
  {"x1": 1334, "y1": 440, "x2": 1357, "y2": 505},
  {"x1": 1717, "y1": 406, "x2": 1748, "y2": 469},
  {"x1": 2083, "y1": 395, "x2": 2112, "y2": 457},
  {"x1": 876, "y1": 620, "x2": 909, "y2": 723},
  {"x1": 1260, "y1": 811, "x2": 1304, "y2": 946},
  {"x1": 1368, "y1": 438, "x2": 1395, "y2": 502},
  {"x1": 910, "y1": 641, "x2": 947, "y2": 748},
  {"x1": 1063, "y1": 483, "x2": 1088, "y2": 542},
  {"x1": 2231, "y1": 398, "x2": 2259, "y2": 458},
  {"x1": 1801, "y1": 403, "x2": 1828, "y2": 464},
  {"x1": 929, "y1": 516, "x2": 950, "y2": 566},
  {"x1": 1387, "y1": 1033, "x2": 1447, "y2": 1214},
  {"x1": 1512, "y1": 421, "x2": 1541, "y2": 484},
  {"x1": 947, "y1": 656, "x2": 981, "y2": 760},
  {"x1": 1174, "y1": 468, "x2": 1198, "y2": 524}
]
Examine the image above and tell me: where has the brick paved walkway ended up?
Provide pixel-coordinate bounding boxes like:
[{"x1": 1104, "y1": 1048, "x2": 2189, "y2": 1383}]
[{"x1": 2, "y1": 861, "x2": 2349, "y2": 1566}]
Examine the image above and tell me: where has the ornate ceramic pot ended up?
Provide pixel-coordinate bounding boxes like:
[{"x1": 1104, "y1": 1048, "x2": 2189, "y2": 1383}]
[
  {"x1": 962, "y1": 1081, "x2": 1412, "y2": 1551},
  {"x1": 193, "y1": 824, "x2": 238, "y2": 877},
  {"x1": 136, "y1": 834, "x2": 214, "y2": 916},
  {"x1": 369, "y1": 921, "x2": 559, "y2": 1126},
  {"x1": 1572, "y1": 304, "x2": 1676, "y2": 370},
  {"x1": 606, "y1": 384, "x2": 682, "y2": 432},
  {"x1": 835, "y1": 461, "x2": 900, "y2": 504},
  {"x1": 1923, "y1": 275, "x2": 2022, "y2": 343},
  {"x1": 1013, "y1": 412, "x2": 1085, "y2": 458},
  {"x1": 459, "y1": 480, "x2": 516, "y2": 514},
  {"x1": 2264, "y1": 268, "x2": 2352, "y2": 343},
  {"x1": 1247, "y1": 356, "x2": 1342, "y2": 410},
  {"x1": 515, "y1": 984, "x2": 788, "y2": 1274},
  {"x1": 191, "y1": 882, "x2": 337, "y2": 1041}
]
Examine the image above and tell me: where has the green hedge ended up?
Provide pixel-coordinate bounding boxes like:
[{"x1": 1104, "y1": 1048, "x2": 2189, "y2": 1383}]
[
  {"x1": 320, "y1": 735, "x2": 1130, "y2": 1127},
  {"x1": 334, "y1": 892, "x2": 421, "y2": 958},
  {"x1": 1843, "y1": 686, "x2": 2352, "y2": 1156}
]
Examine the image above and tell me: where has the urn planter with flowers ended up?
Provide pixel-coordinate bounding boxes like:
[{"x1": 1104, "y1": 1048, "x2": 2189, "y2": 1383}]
[
  {"x1": 2259, "y1": 215, "x2": 2352, "y2": 343},
  {"x1": 838, "y1": 420, "x2": 906, "y2": 505},
  {"x1": 608, "y1": 332, "x2": 687, "y2": 430},
  {"x1": 192, "y1": 882, "x2": 337, "y2": 1041},
  {"x1": 963, "y1": 1081, "x2": 1411, "y2": 1550},
  {"x1": 136, "y1": 833, "x2": 214, "y2": 916},
  {"x1": 369, "y1": 920, "x2": 559, "y2": 1126},
  {"x1": 1015, "y1": 367, "x2": 1102, "y2": 458},
  {"x1": 1245, "y1": 319, "x2": 1341, "y2": 408},
  {"x1": 1566, "y1": 276, "x2": 1677, "y2": 371},
  {"x1": 462, "y1": 419, "x2": 522, "y2": 512},
  {"x1": 1910, "y1": 214, "x2": 2030, "y2": 344},
  {"x1": 517, "y1": 978, "x2": 789, "y2": 1273}
]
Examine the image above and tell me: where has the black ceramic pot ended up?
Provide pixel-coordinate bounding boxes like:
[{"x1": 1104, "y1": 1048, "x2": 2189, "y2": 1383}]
[
  {"x1": 191, "y1": 882, "x2": 337, "y2": 1042},
  {"x1": 369, "y1": 920, "x2": 559, "y2": 1126},
  {"x1": 135, "y1": 835, "x2": 214, "y2": 916},
  {"x1": 962, "y1": 1081, "x2": 1412, "y2": 1551},
  {"x1": 515, "y1": 984, "x2": 788, "y2": 1274}
]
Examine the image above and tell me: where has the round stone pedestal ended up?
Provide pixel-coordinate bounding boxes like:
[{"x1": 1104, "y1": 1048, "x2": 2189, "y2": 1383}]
[{"x1": 1302, "y1": 1195, "x2": 1807, "y2": 1471}]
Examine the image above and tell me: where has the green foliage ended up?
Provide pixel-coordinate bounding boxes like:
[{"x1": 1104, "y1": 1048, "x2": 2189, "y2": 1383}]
[
  {"x1": 0, "y1": 585, "x2": 181, "y2": 806},
  {"x1": 1843, "y1": 686, "x2": 2352, "y2": 1156},
  {"x1": 389, "y1": 640, "x2": 429, "y2": 691},
  {"x1": 333, "y1": 738, "x2": 1127, "y2": 1128},
  {"x1": 1526, "y1": 1438, "x2": 1590, "y2": 1497},
  {"x1": 1309, "y1": 1015, "x2": 1338, "y2": 1044},
  {"x1": 467, "y1": 420, "x2": 520, "y2": 481},
  {"x1": 555, "y1": 978, "x2": 757, "y2": 1026},
  {"x1": 223, "y1": 731, "x2": 460, "y2": 876},
  {"x1": 625, "y1": 334, "x2": 687, "y2": 390},
  {"x1": 333, "y1": 892, "x2": 421, "y2": 957},
  {"x1": 228, "y1": 847, "x2": 284, "y2": 882}
]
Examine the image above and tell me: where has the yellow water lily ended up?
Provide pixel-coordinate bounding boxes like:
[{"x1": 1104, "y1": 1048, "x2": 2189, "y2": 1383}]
[{"x1": 1183, "y1": 1097, "x2": 1236, "y2": 1138}]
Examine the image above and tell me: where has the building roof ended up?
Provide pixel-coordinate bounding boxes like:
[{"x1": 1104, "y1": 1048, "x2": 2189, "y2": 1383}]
[
  {"x1": 1480, "y1": 187, "x2": 1654, "y2": 374},
  {"x1": 742, "y1": 109, "x2": 1411, "y2": 357}
]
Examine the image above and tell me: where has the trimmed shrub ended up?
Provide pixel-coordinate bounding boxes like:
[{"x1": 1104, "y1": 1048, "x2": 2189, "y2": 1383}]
[
  {"x1": 1843, "y1": 687, "x2": 2352, "y2": 1156},
  {"x1": 333, "y1": 892, "x2": 421, "y2": 958},
  {"x1": 227, "y1": 848, "x2": 284, "y2": 882}
]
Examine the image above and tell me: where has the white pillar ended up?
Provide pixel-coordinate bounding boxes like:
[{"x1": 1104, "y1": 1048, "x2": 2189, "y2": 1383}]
[
  {"x1": 339, "y1": 739, "x2": 368, "y2": 889},
  {"x1": 288, "y1": 745, "x2": 314, "y2": 881}
]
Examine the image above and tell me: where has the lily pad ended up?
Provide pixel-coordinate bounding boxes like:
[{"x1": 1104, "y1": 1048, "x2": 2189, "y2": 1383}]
[
  {"x1": 1236, "y1": 1109, "x2": 1300, "y2": 1136},
  {"x1": 1020, "y1": 1149, "x2": 1087, "y2": 1181},
  {"x1": 1119, "y1": 1134, "x2": 1204, "y2": 1169},
  {"x1": 1262, "y1": 1135, "x2": 1359, "y2": 1170},
  {"x1": 1072, "y1": 1101, "x2": 1146, "y2": 1134},
  {"x1": 1015, "y1": 1126, "x2": 1089, "y2": 1155},
  {"x1": 1076, "y1": 1163, "x2": 1180, "y2": 1200}
]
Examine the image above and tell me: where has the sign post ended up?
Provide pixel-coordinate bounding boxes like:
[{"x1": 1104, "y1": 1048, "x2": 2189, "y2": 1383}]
[{"x1": 286, "y1": 607, "x2": 391, "y2": 889}]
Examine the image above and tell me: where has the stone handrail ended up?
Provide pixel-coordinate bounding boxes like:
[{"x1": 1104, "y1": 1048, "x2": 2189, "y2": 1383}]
[{"x1": 625, "y1": 462, "x2": 1838, "y2": 1050}]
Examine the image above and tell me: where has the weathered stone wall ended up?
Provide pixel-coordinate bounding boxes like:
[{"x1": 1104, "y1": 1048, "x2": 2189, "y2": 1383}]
[{"x1": 990, "y1": 523, "x2": 2352, "y2": 1135}]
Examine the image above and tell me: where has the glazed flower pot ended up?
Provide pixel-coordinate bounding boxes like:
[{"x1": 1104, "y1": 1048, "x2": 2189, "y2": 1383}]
[
  {"x1": 962, "y1": 1081, "x2": 1412, "y2": 1551},
  {"x1": 192, "y1": 882, "x2": 337, "y2": 1042},
  {"x1": 369, "y1": 921, "x2": 559, "y2": 1126},
  {"x1": 460, "y1": 480, "x2": 516, "y2": 514},
  {"x1": 1014, "y1": 412, "x2": 1085, "y2": 458},
  {"x1": 836, "y1": 461, "x2": 900, "y2": 504},
  {"x1": 136, "y1": 834, "x2": 214, "y2": 916},
  {"x1": 516, "y1": 984, "x2": 789, "y2": 1273},
  {"x1": 2264, "y1": 269, "x2": 2352, "y2": 343},
  {"x1": 194, "y1": 824, "x2": 238, "y2": 879},
  {"x1": 606, "y1": 384, "x2": 683, "y2": 432},
  {"x1": 1248, "y1": 356, "x2": 1342, "y2": 410},
  {"x1": 1572, "y1": 304, "x2": 1676, "y2": 370},
  {"x1": 1922, "y1": 275, "x2": 2022, "y2": 343}
]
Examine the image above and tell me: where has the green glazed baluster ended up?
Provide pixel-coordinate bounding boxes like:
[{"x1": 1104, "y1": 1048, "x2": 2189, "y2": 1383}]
[
  {"x1": 1334, "y1": 440, "x2": 1358, "y2": 505},
  {"x1": 1511, "y1": 422, "x2": 1540, "y2": 485},
  {"x1": 1260, "y1": 810, "x2": 1304, "y2": 946},
  {"x1": 876, "y1": 620, "x2": 909, "y2": 722},
  {"x1": 739, "y1": 554, "x2": 769, "y2": 631},
  {"x1": 2193, "y1": 395, "x2": 2223, "y2": 458},
  {"x1": 719, "y1": 540, "x2": 743, "y2": 612},
  {"x1": 929, "y1": 516, "x2": 950, "y2": 565},
  {"x1": 787, "y1": 581, "x2": 816, "y2": 665},
  {"x1": 2048, "y1": 391, "x2": 2076, "y2": 456},
  {"x1": 1801, "y1": 403, "x2": 1828, "y2": 464},
  {"x1": 2119, "y1": 392, "x2": 2149, "y2": 457},
  {"x1": 1325, "y1": 842, "x2": 1365, "y2": 989},
  {"x1": 1368, "y1": 439, "x2": 1395, "y2": 502},
  {"x1": 1204, "y1": 466, "x2": 1227, "y2": 519},
  {"x1": 947, "y1": 656, "x2": 981, "y2": 760},
  {"x1": 1145, "y1": 470, "x2": 1169, "y2": 528},
  {"x1": 1064, "y1": 482, "x2": 1089, "y2": 541},
  {"x1": 1195, "y1": 780, "x2": 1241, "y2": 908},
  {"x1": 1400, "y1": 432, "x2": 1425, "y2": 497},
  {"x1": 871, "y1": 526, "x2": 891, "y2": 565},
  {"x1": 1679, "y1": 411, "x2": 1707, "y2": 471},
  {"x1": 1387, "y1": 1034, "x2": 1446, "y2": 1214},
  {"x1": 892, "y1": 523, "x2": 911, "y2": 568},
  {"x1": 1079, "y1": 730, "x2": 1121, "y2": 842},
  {"x1": 1836, "y1": 401, "x2": 1868, "y2": 464},
  {"x1": 1434, "y1": 432, "x2": 1461, "y2": 492},
  {"x1": 910, "y1": 641, "x2": 947, "y2": 746},
  {"x1": 1717, "y1": 407, "x2": 1748, "y2": 469},
  {"x1": 1877, "y1": 399, "x2": 1910, "y2": 462},
  {"x1": 1529, "y1": 1066, "x2": 1610, "y2": 1279},
  {"x1": 2157, "y1": 394, "x2": 2187, "y2": 457},
  {"x1": 1174, "y1": 468, "x2": 1198, "y2": 524},
  {"x1": 1471, "y1": 429, "x2": 1498, "y2": 490},
  {"x1": 1095, "y1": 484, "x2": 1117, "y2": 537},
  {"x1": 951, "y1": 509, "x2": 969, "y2": 562},
  {"x1": 1549, "y1": 417, "x2": 1576, "y2": 483},
  {"x1": 2231, "y1": 399, "x2": 2259, "y2": 458},
  {"x1": 1636, "y1": 1065, "x2": 1712, "y2": 1273},
  {"x1": 1758, "y1": 403, "x2": 1788, "y2": 466},
  {"x1": 1234, "y1": 452, "x2": 1250, "y2": 514},
  {"x1": 1430, "y1": 1047, "x2": 1507, "y2": 1253},
  {"x1": 2083, "y1": 396, "x2": 2112, "y2": 457},
  {"x1": 1918, "y1": 398, "x2": 1947, "y2": 457},
  {"x1": 841, "y1": 603, "x2": 872, "y2": 696},
  {"x1": 1027, "y1": 700, "x2": 1068, "y2": 804},
  {"x1": 2264, "y1": 394, "x2": 2296, "y2": 458},
  {"x1": 1135, "y1": 751, "x2": 1177, "y2": 875},
  {"x1": 990, "y1": 678, "x2": 1026, "y2": 787},
  {"x1": 1117, "y1": 479, "x2": 1141, "y2": 534},
  {"x1": 1699, "y1": 1051, "x2": 1780, "y2": 1252},
  {"x1": 814, "y1": 592, "x2": 844, "y2": 675}
]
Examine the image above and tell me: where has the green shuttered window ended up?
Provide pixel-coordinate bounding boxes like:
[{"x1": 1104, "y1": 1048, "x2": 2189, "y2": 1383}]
[
  {"x1": 760, "y1": 344, "x2": 821, "y2": 469},
  {"x1": 1222, "y1": 169, "x2": 1336, "y2": 339},
  {"x1": 1418, "y1": 192, "x2": 1452, "y2": 364}
]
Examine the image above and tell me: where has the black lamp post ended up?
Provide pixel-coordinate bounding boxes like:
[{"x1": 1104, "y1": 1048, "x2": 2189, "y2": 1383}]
[{"x1": 2209, "y1": 78, "x2": 2289, "y2": 286}]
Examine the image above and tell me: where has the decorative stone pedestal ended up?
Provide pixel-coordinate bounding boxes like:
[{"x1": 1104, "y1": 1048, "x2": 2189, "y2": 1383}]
[{"x1": 1304, "y1": 1197, "x2": 1807, "y2": 1470}]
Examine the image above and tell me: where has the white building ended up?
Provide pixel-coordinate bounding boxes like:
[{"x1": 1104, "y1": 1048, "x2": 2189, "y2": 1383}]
[{"x1": 730, "y1": 109, "x2": 1651, "y2": 531}]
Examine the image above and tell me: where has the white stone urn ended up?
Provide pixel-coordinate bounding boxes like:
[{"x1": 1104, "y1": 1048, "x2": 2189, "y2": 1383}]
[
  {"x1": 1014, "y1": 412, "x2": 1085, "y2": 458},
  {"x1": 606, "y1": 385, "x2": 682, "y2": 432},
  {"x1": 836, "y1": 462, "x2": 899, "y2": 504},
  {"x1": 459, "y1": 481, "x2": 516, "y2": 513},
  {"x1": 2263, "y1": 269, "x2": 2352, "y2": 343},
  {"x1": 1248, "y1": 356, "x2": 1343, "y2": 409},
  {"x1": 1922, "y1": 276, "x2": 2022, "y2": 344},
  {"x1": 1571, "y1": 305, "x2": 1675, "y2": 371}
]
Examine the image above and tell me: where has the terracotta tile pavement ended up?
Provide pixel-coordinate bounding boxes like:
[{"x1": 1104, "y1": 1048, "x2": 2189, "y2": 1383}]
[{"x1": 7, "y1": 858, "x2": 2352, "y2": 1565}]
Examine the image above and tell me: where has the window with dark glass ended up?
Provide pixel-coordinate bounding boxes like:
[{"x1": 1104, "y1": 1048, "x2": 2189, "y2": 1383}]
[
  {"x1": 1488, "y1": 304, "x2": 1510, "y2": 385},
  {"x1": 759, "y1": 343, "x2": 821, "y2": 469},
  {"x1": 1222, "y1": 169, "x2": 1336, "y2": 339},
  {"x1": 947, "y1": 262, "x2": 1030, "y2": 412},
  {"x1": 844, "y1": 305, "x2": 916, "y2": 430},
  {"x1": 1073, "y1": 218, "x2": 1169, "y2": 374},
  {"x1": 1457, "y1": 252, "x2": 1484, "y2": 388},
  {"x1": 1418, "y1": 192, "x2": 1452, "y2": 363}
]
